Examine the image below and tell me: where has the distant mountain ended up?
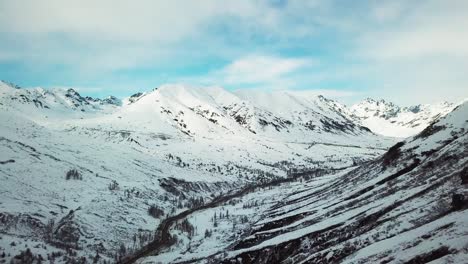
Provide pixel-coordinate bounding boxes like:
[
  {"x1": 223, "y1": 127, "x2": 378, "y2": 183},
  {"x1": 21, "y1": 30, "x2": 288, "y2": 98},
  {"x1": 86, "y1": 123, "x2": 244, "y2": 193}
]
[
  {"x1": 0, "y1": 81, "x2": 382, "y2": 144},
  {"x1": 351, "y1": 98, "x2": 456, "y2": 137},
  {"x1": 0, "y1": 81, "x2": 121, "y2": 115},
  {"x1": 122, "y1": 85, "x2": 377, "y2": 139},
  {"x1": 2, "y1": 80, "x2": 456, "y2": 139}
]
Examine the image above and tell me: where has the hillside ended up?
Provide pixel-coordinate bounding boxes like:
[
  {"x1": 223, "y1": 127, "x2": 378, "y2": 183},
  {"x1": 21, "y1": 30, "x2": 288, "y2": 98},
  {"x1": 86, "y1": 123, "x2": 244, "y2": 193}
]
[{"x1": 138, "y1": 101, "x2": 468, "y2": 263}]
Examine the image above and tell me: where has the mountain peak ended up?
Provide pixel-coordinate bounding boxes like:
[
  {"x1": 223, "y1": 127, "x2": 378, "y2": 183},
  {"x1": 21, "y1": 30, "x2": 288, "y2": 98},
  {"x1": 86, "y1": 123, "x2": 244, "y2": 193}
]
[
  {"x1": 66, "y1": 87, "x2": 78, "y2": 94},
  {"x1": 363, "y1": 97, "x2": 376, "y2": 103},
  {"x1": 316, "y1": 94, "x2": 333, "y2": 103},
  {"x1": 359, "y1": 97, "x2": 396, "y2": 107},
  {"x1": 102, "y1": 95, "x2": 122, "y2": 106},
  {"x1": 405, "y1": 104, "x2": 422, "y2": 113},
  {"x1": 125, "y1": 92, "x2": 145, "y2": 105},
  {"x1": 0, "y1": 80, "x2": 21, "y2": 91}
]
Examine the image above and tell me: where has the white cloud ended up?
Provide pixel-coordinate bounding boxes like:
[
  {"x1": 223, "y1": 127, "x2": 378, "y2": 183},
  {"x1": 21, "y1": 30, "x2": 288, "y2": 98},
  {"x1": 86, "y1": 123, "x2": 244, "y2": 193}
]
[
  {"x1": 221, "y1": 55, "x2": 313, "y2": 85},
  {"x1": 0, "y1": 0, "x2": 467, "y2": 104},
  {"x1": 0, "y1": 0, "x2": 284, "y2": 73},
  {"x1": 0, "y1": 0, "x2": 224, "y2": 42},
  {"x1": 0, "y1": 0, "x2": 332, "y2": 70},
  {"x1": 176, "y1": 55, "x2": 315, "y2": 91},
  {"x1": 350, "y1": 0, "x2": 468, "y2": 104},
  {"x1": 360, "y1": 8, "x2": 468, "y2": 59},
  {"x1": 358, "y1": 0, "x2": 468, "y2": 59},
  {"x1": 371, "y1": 1, "x2": 405, "y2": 23}
]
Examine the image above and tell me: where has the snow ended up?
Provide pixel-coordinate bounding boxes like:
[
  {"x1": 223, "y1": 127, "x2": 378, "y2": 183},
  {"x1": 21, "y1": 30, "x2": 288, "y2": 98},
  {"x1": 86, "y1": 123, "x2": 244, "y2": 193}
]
[
  {"x1": 143, "y1": 182, "x2": 294, "y2": 263},
  {"x1": 340, "y1": 211, "x2": 468, "y2": 264},
  {"x1": 140, "y1": 101, "x2": 468, "y2": 263},
  {"x1": 214, "y1": 101, "x2": 468, "y2": 263},
  {"x1": 1, "y1": 80, "x2": 465, "y2": 263},
  {"x1": 350, "y1": 98, "x2": 457, "y2": 137}
]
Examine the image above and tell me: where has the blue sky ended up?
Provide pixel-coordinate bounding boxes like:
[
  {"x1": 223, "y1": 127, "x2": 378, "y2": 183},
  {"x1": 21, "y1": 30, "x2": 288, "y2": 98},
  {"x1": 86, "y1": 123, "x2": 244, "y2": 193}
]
[{"x1": 1, "y1": 0, "x2": 467, "y2": 105}]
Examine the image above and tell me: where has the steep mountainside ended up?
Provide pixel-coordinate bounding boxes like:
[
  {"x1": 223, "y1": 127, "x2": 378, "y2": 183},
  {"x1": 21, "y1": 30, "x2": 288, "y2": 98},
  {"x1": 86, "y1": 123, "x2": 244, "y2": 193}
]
[
  {"x1": 351, "y1": 98, "x2": 456, "y2": 137},
  {"x1": 140, "y1": 101, "x2": 468, "y2": 263}
]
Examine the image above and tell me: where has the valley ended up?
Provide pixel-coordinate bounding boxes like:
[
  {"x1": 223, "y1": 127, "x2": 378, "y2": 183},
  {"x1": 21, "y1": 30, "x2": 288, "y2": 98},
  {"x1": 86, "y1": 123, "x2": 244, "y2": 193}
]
[{"x1": 0, "y1": 81, "x2": 466, "y2": 263}]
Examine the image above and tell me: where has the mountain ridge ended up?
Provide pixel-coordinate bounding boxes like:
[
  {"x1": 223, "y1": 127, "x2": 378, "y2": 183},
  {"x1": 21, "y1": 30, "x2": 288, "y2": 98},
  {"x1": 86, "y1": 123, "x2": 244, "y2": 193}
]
[
  {"x1": 1, "y1": 80, "x2": 458, "y2": 139},
  {"x1": 350, "y1": 97, "x2": 456, "y2": 137}
]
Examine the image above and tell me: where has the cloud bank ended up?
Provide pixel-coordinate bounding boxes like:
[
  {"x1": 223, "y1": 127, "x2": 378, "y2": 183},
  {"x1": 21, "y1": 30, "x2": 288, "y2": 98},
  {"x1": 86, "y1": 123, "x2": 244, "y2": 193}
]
[{"x1": 0, "y1": 0, "x2": 467, "y2": 104}]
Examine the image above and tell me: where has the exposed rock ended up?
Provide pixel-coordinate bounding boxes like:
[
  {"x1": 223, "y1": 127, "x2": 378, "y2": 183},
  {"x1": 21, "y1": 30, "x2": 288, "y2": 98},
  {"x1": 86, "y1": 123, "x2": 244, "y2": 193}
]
[
  {"x1": 461, "y1": 167, "x2": 468, "y2": 185},
  {"x1": 451, "y1": 193, "x2": 465, "y2": 210}
]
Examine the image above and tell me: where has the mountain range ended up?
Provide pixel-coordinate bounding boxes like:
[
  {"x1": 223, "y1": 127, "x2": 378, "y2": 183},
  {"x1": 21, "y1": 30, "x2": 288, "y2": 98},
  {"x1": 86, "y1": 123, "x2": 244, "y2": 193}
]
[
  {"x1": 0, "y1": 80, "x2": 466, "y2": 263},
  {"x1": 350, "y1": 98, "x2": 456, "y2": 137}
]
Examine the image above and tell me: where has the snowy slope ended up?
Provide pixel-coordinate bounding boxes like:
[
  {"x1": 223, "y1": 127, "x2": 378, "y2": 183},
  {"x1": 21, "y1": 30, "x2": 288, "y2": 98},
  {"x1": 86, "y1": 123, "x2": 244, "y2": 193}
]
[
  {"x1": 146, "y1": 101, "x2": 467, "y2": 263},
  {"x1": 351, "y1": 98, "x2": 456, "y2": 138},
  {"x1": 122, "y1": 84, "x2": 376, "y2": 142}
]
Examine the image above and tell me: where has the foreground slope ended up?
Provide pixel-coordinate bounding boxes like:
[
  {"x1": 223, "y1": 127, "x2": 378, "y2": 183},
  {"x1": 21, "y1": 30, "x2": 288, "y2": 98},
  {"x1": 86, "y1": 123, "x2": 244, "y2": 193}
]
[{"x1": 219, "y1": 101, "x2": 468, "y2": 263}]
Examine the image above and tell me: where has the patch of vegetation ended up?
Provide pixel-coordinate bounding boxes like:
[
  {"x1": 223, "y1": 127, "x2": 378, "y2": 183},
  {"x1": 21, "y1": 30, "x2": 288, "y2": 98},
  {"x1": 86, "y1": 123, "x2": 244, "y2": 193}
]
[
  {"x1": 65, "y1": 169, "x2": 82, "y2": 180},
  {"x1": 382, "y1": 142, "x2": 405, "y2": 166},
  {"x1": 404, "y1": 246, "x2": 453, "y2": 264},
  {"x1": 147, "y1": 204, "x2": 164, "y2": 219},
  {"x1": 10, "y1": 248, "x2": 42, "y2": 264},
  {"x1": 108, "y1": 180, "x2": 119, "y2": 191},
  {"x1": 451, "y1": 193, "x2": 465, "y2": 210},
  {"x1": 416, "y1": 125, "x2": 446, "y2": 139},
  {"x1": 174, "y1": 218, "x2": 195, "y2": 238},
  {"x1": 461, "y1": 167, "x2": 468, "y2": 185}
]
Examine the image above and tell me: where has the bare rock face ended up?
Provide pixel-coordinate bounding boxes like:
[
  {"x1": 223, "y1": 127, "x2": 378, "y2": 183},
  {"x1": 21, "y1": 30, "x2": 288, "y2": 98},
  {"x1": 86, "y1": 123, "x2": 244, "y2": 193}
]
[
  {"x1": 451, "y1": 193, "x2": 465, "y2": 210},
  {"x1": 54, "y1": 222, "x2": 80, "y2": 247},
  {"x1": 50, "y1": 210, "x2": 82, "y2": 249},
  {"x1": 0, "y1": 212, "x2": 45, "y2": 238},
  {"x1": 461, "y1": 167, "x2": 468, "y2": 185}
]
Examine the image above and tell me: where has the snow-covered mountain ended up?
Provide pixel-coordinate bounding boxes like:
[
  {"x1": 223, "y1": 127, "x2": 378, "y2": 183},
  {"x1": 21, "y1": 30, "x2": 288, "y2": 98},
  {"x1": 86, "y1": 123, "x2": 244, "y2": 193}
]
[
  {"x1": 0, "y1": 81, "x2": 121, "y2": 115},
  {"x1": 351, "y1": 98, "x2": 456, "y2": 138},
  {"x1": 0, "y1": 80, "x2": 464, "y2": 263},
  {"x1": 0, "y1": 81, "x2": 392, "y2": 262},
  {"x1": 140, "y1": 100, "x2": 468, "y2": 264}
]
